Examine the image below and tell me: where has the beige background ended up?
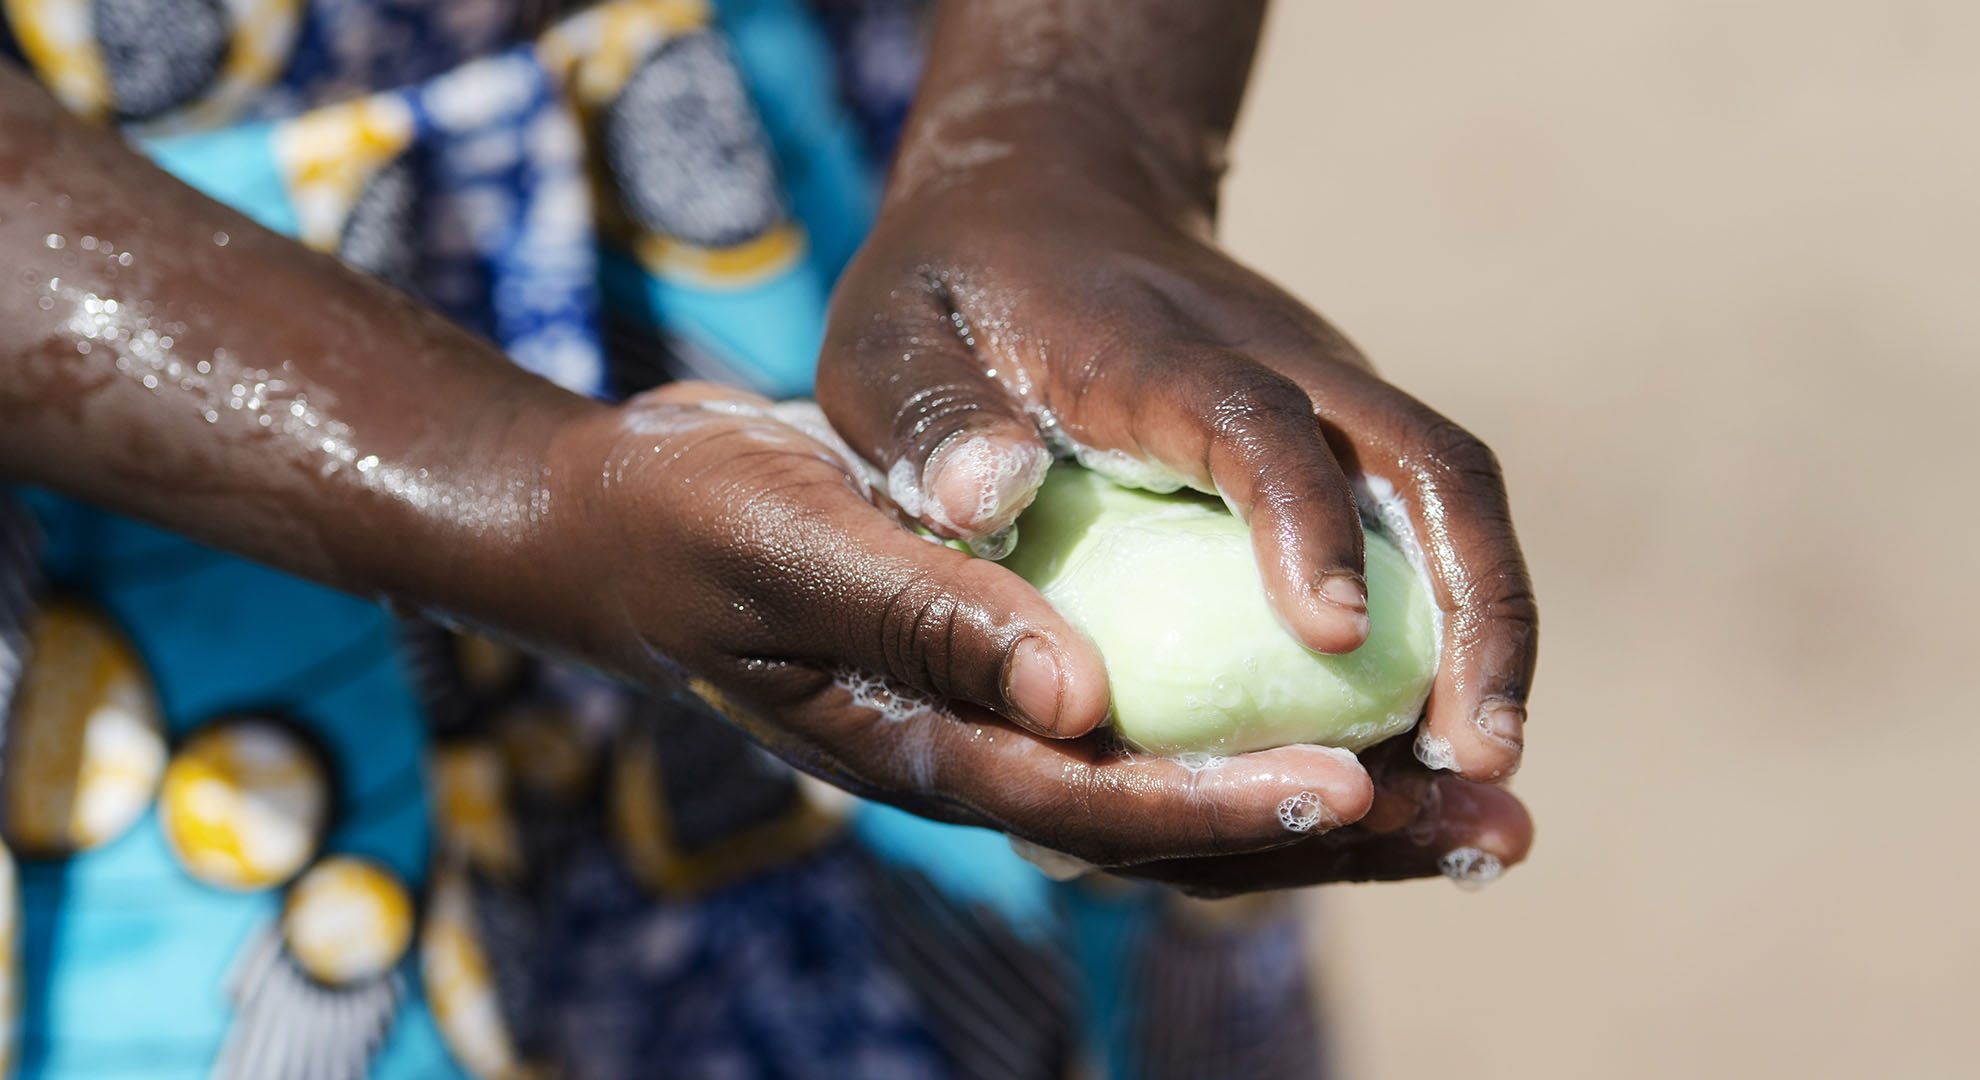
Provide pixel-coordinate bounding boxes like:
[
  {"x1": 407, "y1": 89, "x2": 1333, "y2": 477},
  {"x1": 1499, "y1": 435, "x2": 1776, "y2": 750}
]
[{"x1": 1219, "y1": 2, "x2": 1979, "y2": 1077}]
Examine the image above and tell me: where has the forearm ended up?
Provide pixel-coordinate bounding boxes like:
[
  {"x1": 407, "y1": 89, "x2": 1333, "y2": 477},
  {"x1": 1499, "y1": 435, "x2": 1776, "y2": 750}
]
[
  {"x1": 0, "y1": 65, "x2": 606, "y2": 638},
  {"x1": 901, "y1": 0, "x2": 1270, "y2": 216}
]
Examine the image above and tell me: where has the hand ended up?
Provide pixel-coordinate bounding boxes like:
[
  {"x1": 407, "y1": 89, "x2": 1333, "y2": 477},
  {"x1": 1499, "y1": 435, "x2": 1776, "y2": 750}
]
[
  {"x1": 1121, "y1": 739, "x2": 1533, "y2": 896},
  {"x1": 543, "y1": 382, "x2": 1407, "y2": 884},
  {"x1": 817, "y1": 108, "x2": 1539, "y2": 785}
]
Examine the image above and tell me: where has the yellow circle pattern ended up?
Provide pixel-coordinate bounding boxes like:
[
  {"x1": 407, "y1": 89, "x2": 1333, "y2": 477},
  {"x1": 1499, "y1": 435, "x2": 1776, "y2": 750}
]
[
  {"x1": 158, "y1": 718, "x2": 329, "y2": 891},
  {"x1": 282, "y1": 855, "x2": 413, "y2": 987},
  {"x1": 3, "y1": 601, "x2": 166, "y2": 856},
  {"x1": 422, "y1": 862, "x2": 526, "y2": 1080}
]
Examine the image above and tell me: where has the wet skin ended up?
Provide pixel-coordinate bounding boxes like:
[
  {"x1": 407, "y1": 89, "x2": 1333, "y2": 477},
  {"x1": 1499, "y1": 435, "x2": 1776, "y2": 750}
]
[{"x1": 0, "y1": 0, "x2": 1533, "y2": 893}]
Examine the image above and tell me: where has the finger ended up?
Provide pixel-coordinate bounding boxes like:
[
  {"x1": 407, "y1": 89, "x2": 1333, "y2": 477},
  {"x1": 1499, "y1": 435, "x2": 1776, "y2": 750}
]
[
  {"x1": 1123, "y1": 774, "x2": 1533, "y2": 896},
  {"x1": 1317, "y1": 384, "x2": 1538, "y2": 782},
  {"x1": 816, "y1": 285, "x2": 1052, "y2": 554},
  {"x1": 766, "y1": 466, "x2": 1111, "y2": 737},
  {"x1": 806, "y1": 699, "x2": 1376, "y2": 866},
  {"x1": 1041, "y1": 345, "x2": 1371, "y2": 654},
  {"x1": 645, "y1": 380, "x2": 775, "y2": 407}
]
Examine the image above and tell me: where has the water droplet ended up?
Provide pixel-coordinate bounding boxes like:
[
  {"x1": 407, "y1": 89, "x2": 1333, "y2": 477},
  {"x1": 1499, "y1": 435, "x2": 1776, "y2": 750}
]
[
  {"x1": 203, "y1": 409, "x2": 219, "y2": 424},
  {"x1": 76, "y1": 341, "x2": 91, "y2": 354},
  {"x1": 117, "y1": 252, "x2": 132, "y2": 266},
  {"x1": 142, "y1": 374, "x2": 158, "y2": 390},
  {"x1": 44, "y1": 234, "x2": 64, "y2": 249},
  {"x1": 212, "y1": 231, "x2": 230, "y2": 247},
  {"x1": 80, "y1": 236, "x2": 97, "y2": 251},
  {"x1": 36, "y1": 297, "x2": 52, "y2": 311}
]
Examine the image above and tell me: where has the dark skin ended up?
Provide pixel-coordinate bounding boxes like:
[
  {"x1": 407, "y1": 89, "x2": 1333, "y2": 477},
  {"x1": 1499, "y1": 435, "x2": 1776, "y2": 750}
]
[{"x1": 0, "y1": 0, "x2": 1533, "y2": 892}]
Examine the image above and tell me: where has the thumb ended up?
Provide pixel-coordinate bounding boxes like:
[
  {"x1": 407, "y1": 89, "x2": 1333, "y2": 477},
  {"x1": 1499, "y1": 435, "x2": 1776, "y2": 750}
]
[
  {"x1": 786, "y1": 466, "x2": 1110, "y2": 738},
  {"x1": 816, "y1": 291, "x2": 1051, "y2": 558}
]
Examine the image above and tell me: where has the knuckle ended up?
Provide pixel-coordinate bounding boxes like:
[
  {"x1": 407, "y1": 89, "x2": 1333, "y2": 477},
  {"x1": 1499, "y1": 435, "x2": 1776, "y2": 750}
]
[
  {"x1": 1410, "y1": 416, "x2": 1505, "y2": 489},
  {"x1": 1485, "y1": 575, "x2": 1541, "y2": 630},
  {"x1": 1190, "y1": 360, "x2": 1312, "y2": 436},
  {"x1": 891, "y1": 380, "x2": 999, "y2": 461},
  {"x1": 874, "y1": 572, "x2": 965, "y2": 697}
]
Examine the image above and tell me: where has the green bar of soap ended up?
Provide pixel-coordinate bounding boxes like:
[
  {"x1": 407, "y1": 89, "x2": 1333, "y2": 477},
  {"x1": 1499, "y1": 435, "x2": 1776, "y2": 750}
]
[{"x1": 1002, "y1": 465, "x2": 1438, "y2": 756}]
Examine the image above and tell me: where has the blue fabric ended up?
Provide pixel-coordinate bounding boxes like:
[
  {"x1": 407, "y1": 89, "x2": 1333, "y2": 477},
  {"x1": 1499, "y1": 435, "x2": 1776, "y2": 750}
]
[
  {"x1": 849, "y1": 803, "x2": 1060, "y2": 944},
  {"x1": 540, "y1": 844, "x2": 949, "y2": 1079},
  {"x1": 140, "y1": 123, "x2": 301, "y2": 238},
  {"x1": 16, "y1": 496, "x2": 456, "y2": 1080}
]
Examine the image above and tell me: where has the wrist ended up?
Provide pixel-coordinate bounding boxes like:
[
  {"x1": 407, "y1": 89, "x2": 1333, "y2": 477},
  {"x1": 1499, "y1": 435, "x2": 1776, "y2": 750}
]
[
  {"x1": 892, "y1": 72, "x2": 1226, "y2": 227},
  {"x1": 518, "y1": 395, "x2": 681, "y2": 683},
  {"x1": 895, "y1": 0, "x2": 1261, "y2": 223},
  {"x1": 343, "y1": 371, "x2": 610, "y2": 647}
]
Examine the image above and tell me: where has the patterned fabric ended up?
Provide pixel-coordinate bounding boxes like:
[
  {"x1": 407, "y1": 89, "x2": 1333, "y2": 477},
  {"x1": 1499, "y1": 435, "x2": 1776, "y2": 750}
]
[
  {"x1": 808, "y1": 0, "x2": 925, "y2": 155},
  {"x1": 0, "y1": 2, "x2": 1335, "y2": 1079}
]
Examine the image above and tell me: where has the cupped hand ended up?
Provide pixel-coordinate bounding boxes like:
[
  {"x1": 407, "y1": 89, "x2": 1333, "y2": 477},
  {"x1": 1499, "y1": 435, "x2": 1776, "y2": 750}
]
[
  {"x1": 543, "y1": 382, "x2": 1418, "y2": 886},
  {"x1": 816, "y1": 118, "x2": 1539, "y2": 783},
  {"x1": 1119, "y1": 738, "x2": 1533, "y2": 897}
]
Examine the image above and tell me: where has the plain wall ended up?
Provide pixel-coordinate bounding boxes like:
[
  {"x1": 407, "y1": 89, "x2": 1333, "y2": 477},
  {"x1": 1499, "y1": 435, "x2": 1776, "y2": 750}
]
[{"x1": 1220, "y1": 2, "x2": 1979, "y2": 1076}]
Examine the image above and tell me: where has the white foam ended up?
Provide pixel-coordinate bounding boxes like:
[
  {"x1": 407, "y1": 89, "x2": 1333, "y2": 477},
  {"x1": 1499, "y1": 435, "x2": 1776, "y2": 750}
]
[
  {"x1": 1357, "y1": 477, "x2": 1442, "y2": 629},
  {"x1": 1438, "y1": 846, "x2": 1504, "y2": 891},
  {"x1": 1277, "y1": 790, "x2": 1334, "y2": 833},
  {"x1": 1031, "y1": 406, "x2": 1197, "y2": 494},
  {"x1": 830, "y1": 667, "x2": 949, "y2": 726},
  {"x1": 1361, "y1": 480, "x2": 1448, "y2": 769},
  {"x1": 613, "y1": 399, "x2": 879, "y2": 498},
  {"x1": 1414, "y1": 729, "x2": 1457, "y2": 772},
  {"x1": 886, "y1": 456, "x2": 927, "y2": 519},
  {"x1": 887, "y1": 433, "x2": 1050, "y2": 550},
  {"x1": 1170, "y1": 752, "x2": 1229, "y2": 775},
  {"x1": 765, "y1": 400, "x2": 881, "y2": 492}
]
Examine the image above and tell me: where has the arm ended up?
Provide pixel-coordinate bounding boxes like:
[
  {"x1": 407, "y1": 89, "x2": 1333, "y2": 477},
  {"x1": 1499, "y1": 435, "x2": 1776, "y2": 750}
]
[
  {"x1": 821, "y1": 0, "x2": 1541, "y2": 784},
  {"x1": 0, "y1": 64, "x2": 602, "y2": 651},
  {"x1": 891, "y1": 0, "x2": 1267, "y2": 217}
]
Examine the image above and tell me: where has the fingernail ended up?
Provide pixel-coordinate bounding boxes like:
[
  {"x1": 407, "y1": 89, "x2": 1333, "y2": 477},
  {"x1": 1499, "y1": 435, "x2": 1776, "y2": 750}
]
[
  {"x1": 1304, "y1": 572, "x2": 1370, "y2": 646},
  {"x1": 928, "y1": 436, "x2": 1049, "y2": 533},
  {"x1": 1475, "y1": 700, "x2": 1525, "y2": 752},
  {"x1": 1315, "y1": 572, "x2": 1368, "y2": 614},
  {"x1": 1006, "y1": 636, "x2": 1065, "y2": 733}
]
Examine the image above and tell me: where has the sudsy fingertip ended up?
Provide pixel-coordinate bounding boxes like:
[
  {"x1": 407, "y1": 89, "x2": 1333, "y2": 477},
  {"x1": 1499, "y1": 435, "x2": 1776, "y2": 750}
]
[
  {"x1": 1438, "y1": 846, "x2": 1504, "y2": 891},
  {"x1": 1414, "y1": 728, "x2": 1457, "y2": 771},
  {"x1": 920, "y1": 434, "x2": 1050, "y2": 539}
]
